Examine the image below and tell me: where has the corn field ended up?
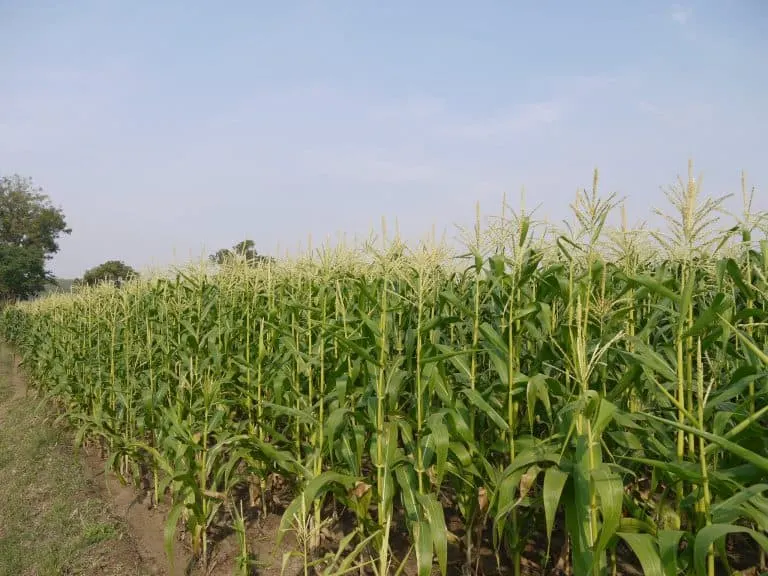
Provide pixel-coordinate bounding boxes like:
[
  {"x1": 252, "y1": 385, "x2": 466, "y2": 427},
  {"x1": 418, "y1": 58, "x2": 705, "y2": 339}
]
[{"x1": 3, "y1": 168, "x2": 768, "y2": 576}]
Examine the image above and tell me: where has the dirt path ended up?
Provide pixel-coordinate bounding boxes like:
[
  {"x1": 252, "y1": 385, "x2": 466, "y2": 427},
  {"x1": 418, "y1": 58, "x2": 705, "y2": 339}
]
[
  {"x1": 0, "y1": 344, "x2": 298, "y2": 576},
  {"x1": 0, "y1": 346, "x2": 26, "y2": 420},
  {"x1": 81, "y1": 451, "x2": 194, "y2": 576},
  {"x1": 0, "y1": 344, "x2": 195, "y2": 576},
  {"x1": 0, "y1": 344, "x2": 150, "y2": 575}
]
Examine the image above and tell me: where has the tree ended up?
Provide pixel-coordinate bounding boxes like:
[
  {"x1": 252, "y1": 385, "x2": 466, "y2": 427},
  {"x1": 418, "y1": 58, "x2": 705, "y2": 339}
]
[
  {"x1": 80, "y1": 260, "x2": 138, "y2": 287},
  {"x1": 0, "y1": 175, "x2": 70, "y2": 302},
  {"x1": 209, "y1": 239, "x2": 273, "y2": 267}
]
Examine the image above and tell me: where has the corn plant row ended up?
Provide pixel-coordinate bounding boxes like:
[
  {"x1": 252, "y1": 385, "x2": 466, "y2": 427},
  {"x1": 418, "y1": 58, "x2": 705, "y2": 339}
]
[{"x1": 3, "y1": 170, "x2": 768, "y2": 576}]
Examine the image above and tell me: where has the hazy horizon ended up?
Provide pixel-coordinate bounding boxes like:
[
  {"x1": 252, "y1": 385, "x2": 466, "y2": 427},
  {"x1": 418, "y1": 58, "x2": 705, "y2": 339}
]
[{"x1": 2, "y1": 1, "x2": 766, "y2": 277}]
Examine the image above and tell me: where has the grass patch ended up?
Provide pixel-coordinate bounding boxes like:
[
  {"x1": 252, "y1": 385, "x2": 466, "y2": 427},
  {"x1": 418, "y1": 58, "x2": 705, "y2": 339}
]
[{"x1": 0, "y1": 349, "x2": 148, "y2": 576}]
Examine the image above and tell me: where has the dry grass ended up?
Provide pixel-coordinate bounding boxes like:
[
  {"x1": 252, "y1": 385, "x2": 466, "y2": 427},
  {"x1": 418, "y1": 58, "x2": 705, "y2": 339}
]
[{"x1": 0, "y1": 345, "x2": 149, "y2": 576}]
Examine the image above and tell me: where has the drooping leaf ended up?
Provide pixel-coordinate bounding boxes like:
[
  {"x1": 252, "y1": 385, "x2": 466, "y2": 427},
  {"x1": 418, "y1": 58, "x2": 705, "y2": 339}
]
[
  {"x1": 693, "y1": 524, "x2": 768, "y2": 576},
  {"x1": 617, "y1": 532, "x2": 664, "y2": 576}
]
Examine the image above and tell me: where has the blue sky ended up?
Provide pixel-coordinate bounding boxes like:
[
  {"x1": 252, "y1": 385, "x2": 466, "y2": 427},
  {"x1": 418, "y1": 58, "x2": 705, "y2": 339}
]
[{"x1": 1, "y1": 1, "x2": 766, "y2": 277}]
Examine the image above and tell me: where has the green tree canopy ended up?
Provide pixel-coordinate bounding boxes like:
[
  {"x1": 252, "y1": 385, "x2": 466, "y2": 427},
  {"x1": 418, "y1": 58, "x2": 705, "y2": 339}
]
[
  {"x1": 0, "y1": 175, "x2": 70, "y2": 302},
  {"x1": 80, "y1": 260, "x2": 138, "y2": 287},
  {"x1": 209, "y1": 239, "x2": 273, "y2": 267}
]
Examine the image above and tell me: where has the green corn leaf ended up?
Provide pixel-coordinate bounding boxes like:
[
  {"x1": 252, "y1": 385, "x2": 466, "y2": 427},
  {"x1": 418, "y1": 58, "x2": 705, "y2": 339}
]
[
  {"x1": 677, "y1": 266, "x2": 695, "y2": 335},
  {"x1": 693, "y1": 524, "x2": 768, "y2": 576},
  {"x1": 572, "y1": 434, "x2": 595, "y2": 575},
  {"x1": 526, "y1": 373, "x2": 551, "y2": 431},
  {"x1": 427, "y1": 413, "x2": 449, "y2": 486},
  {"x1": 623, "y1": 340, "x2": 677, "y2": 383},
  {"x1": 725, "y1": 258, "x2": 755, "y2": 300},
  {"x1": 592, "y1": 398, "x2": 618, "y2": 437},
  {"x1": 711, "y1": 483, "x2": 768, "y2": 524},
  {"x1": 616, "y1": 532, "x2": 664, "y2": 576},
  {"x1": 607, "y1": 430, "x2": 644, "y2": 450},
  {"x1": 460, "y1": 388, "x2": 510, "y2": 432},
  {"x1": 419, "y1": 492, "x2": 448, "y2": 576},
  {"x1": 726, "y1": 319, "x2": 768, "y2": 366},
  {"x1": 619, "y1": 517, "x2": 657, "y2": 534},
  {"x1": 493, "y1": 467, "x2": 526, "y2": 524},
  {"x1": 647, "y1": 414, "x2": 768, "y2": 472},
  {"x1": 564, "y1": 481, "x2": 593, "y2": 576},
  {"x1": 543, "y1": 466, "x2": 569, "y2": 558},
  {"x1": 333, "y1": 530, "x2": 381, "y2": 575},
  {"x1": 435, "y1": 344, "x2": 471, "y2": 379},
  {"x1": 414, "y1": 520, "x2": 433, "y2": 576},
  {"x1": 627, "y1": 273, "x2": 680, "y2": 304},
  {"x1": 278, "y1": 471, "x2": 357, "y2": 543},
  {"x1": 164, "y1": 501, "x2": 186, "y2": 571},
  {"x1": 261, "y1": 401, "x2": 318, "y2": 425},
  {"x1": 593, "y1": 465, "x2": 623, "y2": 558},
  {"x1": 519, "y1": 216, "x2": 531, "y2": 247},
  {"x1": 684, "y1": 293, "x2": 730, "y2": 338},
  {"x1": 324, "y1": 406, "x2": 350, "y2": 450},
  {"x1": 478, "y1": 322, "x2": 509, "y2": 359},
  {"x1": 657, "y1": 530, "x2": 686, "y2": 576},
  {"x1": 395, "y1": 465, "x2": 419, "y2": 522}
]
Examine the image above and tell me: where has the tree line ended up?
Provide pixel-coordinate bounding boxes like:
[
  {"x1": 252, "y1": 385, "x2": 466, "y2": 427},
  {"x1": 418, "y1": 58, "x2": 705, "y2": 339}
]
[{"x1": 1, "y1": 173, "x2": 270, "y2": 302}]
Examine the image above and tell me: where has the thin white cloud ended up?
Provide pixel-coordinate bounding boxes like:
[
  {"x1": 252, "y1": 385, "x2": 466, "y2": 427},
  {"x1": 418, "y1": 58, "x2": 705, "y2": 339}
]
[
  {"x1": 670, "y1": 4, "x2": 692, "y2": 25},
  {"x1": 443, "y1": 100, "x2": 562, "y2": 139},
  {"x1": 301, "y1": 149, "x2": 440, "y2": 185},
  {"x1": 441, "y1": 73, "x2": 631, "y2": 140},
  {"x1": 545, "y1": 73, "x2": 632, "y2": 97},
  {"x1": 637, "y1": 100, "x2": 713, "y2": 123},
  {"x1": 638, "y1": 101, "x2": 664, "y2": 116},
  {"x1": 284, "y1": 73, "x2": 633, "y2": 190},
  {"x1": 367, "y1": 95, "x2": 445, "y2": 122}
]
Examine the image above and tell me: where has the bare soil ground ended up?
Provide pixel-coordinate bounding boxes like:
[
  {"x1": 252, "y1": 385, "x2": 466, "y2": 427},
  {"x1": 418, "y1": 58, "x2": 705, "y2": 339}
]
[{"x1": 80, "y1": 446, "x2": 297, "y2": 576}]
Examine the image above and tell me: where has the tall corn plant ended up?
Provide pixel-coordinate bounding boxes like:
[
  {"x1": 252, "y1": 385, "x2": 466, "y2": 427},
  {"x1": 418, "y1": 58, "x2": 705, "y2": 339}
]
[{"x1": 4, "y1": 162, "x2": 768, "y2": 576}]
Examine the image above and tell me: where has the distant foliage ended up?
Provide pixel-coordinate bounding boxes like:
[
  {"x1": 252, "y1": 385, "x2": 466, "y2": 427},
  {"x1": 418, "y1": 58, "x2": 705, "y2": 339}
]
[
  {"x1": 80, "y1": 260, "x2": 138, "y2": 287},
  {"x1": 41, "y1": 278, "x2": 76, "y2": 296},
  {"x1": 209, "y1": 239, "x2": 273, "y2": 267},
  {"x1": 0, "y1": 175, "x2": 70, "y2": 302}
]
